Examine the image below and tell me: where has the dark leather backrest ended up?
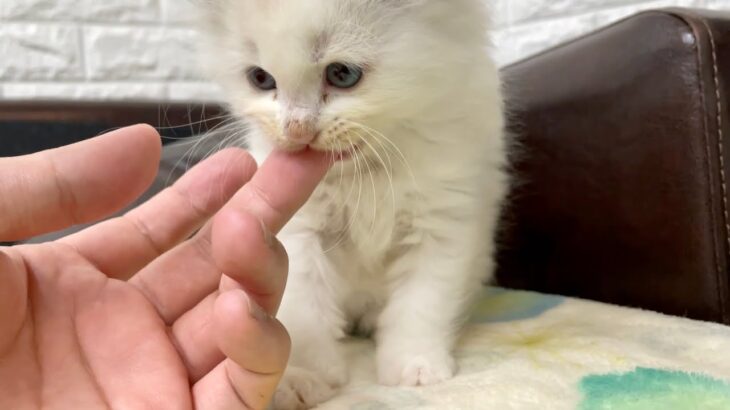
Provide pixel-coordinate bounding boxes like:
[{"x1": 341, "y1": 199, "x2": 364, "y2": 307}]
[
  {"x1": 497, "y1": 8, "x2": 730, "y2": 324},
  {"x1": 0, "y1": 102, "x2": 224, "y2": 156}
]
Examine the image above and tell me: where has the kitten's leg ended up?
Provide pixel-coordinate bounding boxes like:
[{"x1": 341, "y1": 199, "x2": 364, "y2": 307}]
[
  {"x1": 376, "y1": 233, "x2": 488, "y2": 386},
  {"x1": 271, "y1": 232, "x2": 348, "y2": 409}
]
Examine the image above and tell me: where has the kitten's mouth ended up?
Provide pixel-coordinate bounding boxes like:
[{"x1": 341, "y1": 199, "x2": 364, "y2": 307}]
[
  {"x1": 305, "y1": 143, "x2": 361, "y2": 162},
  {"x1": 283, "y1": 141, "x2": 361, "y2": 162},
  {"x1": 326, "y1": 144, "x2": 361, "y2": 162},
  {"x1": 332, "y1": 149, "x2": 353, "y2": 162}
]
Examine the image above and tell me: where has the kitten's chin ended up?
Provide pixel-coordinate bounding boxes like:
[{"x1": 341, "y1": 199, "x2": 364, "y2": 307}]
[
  {"x1": 316, "y1": 143, "x2": 362, "y2": 162},
  {"x1": 333, "y1": 150, "x2": 353, "y2": 162}
]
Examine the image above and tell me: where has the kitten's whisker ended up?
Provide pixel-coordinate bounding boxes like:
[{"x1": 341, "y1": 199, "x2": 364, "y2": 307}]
[
  {"x1": 351, "y1": 127, "x2": 392, "y2": 178},
  {"x1": 201, "y1": 132, "x2": 235, "y2": 166},
  {"x1": 324, "y1": 142, "x2": 354, "y2": 253},
  {"x1": 155, "y1": 115, "x2": 235, "y2": 157},
  {"x1": 165, "y1": 120, "x2": 248, "y2": 187},
  {"x1": 343, "y1": 120, "x2": 418, "y2": 190},
  {"x1": 351, "y1": 143, "x2": 364, "y2": 242},
  {"x1": 166, "y1": 132, "x2": 212, "y2": 186},
  {"x1": 344, "y1": 121, "x2": 408, "y2": 225},
  {"x1": 360, "y1": 124, "x2": 419, "y2": 190},
  {"x1": 366, "y1": 130, "x2": 394, "y2": 173},
  {"x1": 356, "y1": 124, "x2": 408, "y2": 167},
  {"x1": 338, "y1": 140, "x2": 360, "y2": 214},
  {"x1": 325, "y1": 141, "x2": 362, "y2": 253},
  {"x1": 154, "y1": 113, "x2": 231, "y2": 132},
  {"x1": 353, "y1": 133, "x2": 378, "y2": 236},
  {"x1": 353, "y1": 129, "x2": 397, "y2": 224},
  {"x1": 360, "y1": 130, "x2": 399, "y2": 212},
  {"x1": 187, "y1": 104, "x2": 196, "y2": 143},
  {"x1": 336, "y1": 140, "x2": 346, "y2": 202},
  {"x1": 320, "y1": 139, "x2": 350, "y2": 225},
  {"x1": 186, "y1": 121, "x2": 245, "y2": 169},
  {"x1": 353, "y1": 128, "x2": 396, "y2": 212},
  {"x1": 342, "y1": 120, "x2": 406, "y2": 167},
  {"x1": 198, "y1": 101, "x2": 207, "y2": 137},
  {"x1": 315, "y1": 141, "x2": 343, "y2": 214}
]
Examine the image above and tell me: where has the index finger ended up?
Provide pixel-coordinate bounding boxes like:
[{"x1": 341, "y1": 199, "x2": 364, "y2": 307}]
[
  {"x1": 226, "y1": 149, "x2": 331, "y2": 234},
  {"x1": 211, "y1": 149, "x2": 330, "y2": 311},
  {"x1": 0, "y1": 125, "x2": 161, "y2": 241}
]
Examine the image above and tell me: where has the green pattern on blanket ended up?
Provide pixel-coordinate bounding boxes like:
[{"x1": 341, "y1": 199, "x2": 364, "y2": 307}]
[
  {"x1": 580, "y1": 368, "x2": 730, "y2": 410},
  {"x1": 470, "y1": 287, "x2": 565, "y2": 323}
]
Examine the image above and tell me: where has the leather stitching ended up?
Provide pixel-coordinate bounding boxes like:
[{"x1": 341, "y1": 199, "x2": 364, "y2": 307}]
[
  {"x1": 692, "y1": 20, "x2": 723, "y2": 319},
  {"x1": 700, "y1": 18, "x2": 729, "y2": 322}
]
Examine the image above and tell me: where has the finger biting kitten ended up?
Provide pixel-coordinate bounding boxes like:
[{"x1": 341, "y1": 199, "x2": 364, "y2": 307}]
[{"x1": 196, "y1": 1, "x2": 507, "y2": 408}]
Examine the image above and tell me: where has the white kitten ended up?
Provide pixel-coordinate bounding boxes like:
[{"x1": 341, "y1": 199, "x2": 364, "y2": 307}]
[{"x1": 198, "y1": 1, "x2": 506, "y2": 408}]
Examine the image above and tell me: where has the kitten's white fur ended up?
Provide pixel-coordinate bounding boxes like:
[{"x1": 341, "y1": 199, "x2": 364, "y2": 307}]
[{"x1": 198, "y1": 1, "x2": 506, "y2": 408}]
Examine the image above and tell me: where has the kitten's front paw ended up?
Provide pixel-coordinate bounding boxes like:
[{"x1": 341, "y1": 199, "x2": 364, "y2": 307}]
[
  {"x1": 377, "y1": 349, "x2": 456, "y2": 387},
  {"x1": 270, "y1": 366, "x2": 338, "y2": 410}
]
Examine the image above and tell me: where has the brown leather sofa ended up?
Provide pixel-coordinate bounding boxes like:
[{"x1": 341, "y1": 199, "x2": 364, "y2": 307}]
[
  {"x1": 2, "y1": 8, "x2": 729, "y2": 324},
  {"x1": 496, "y1": 8, "x2": 730, "y2": 325}
]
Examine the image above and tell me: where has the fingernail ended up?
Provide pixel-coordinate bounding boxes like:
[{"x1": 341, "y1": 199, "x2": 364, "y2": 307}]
[
  {"x1": 219, "y1": 274, "x2": 238, "y2": 292},
  {"x1": 247, "y1": 296, "x2": 269, "y2": 322},
  {"x1": 258, "y1": 217, "x2": 275, "y2": 248}
]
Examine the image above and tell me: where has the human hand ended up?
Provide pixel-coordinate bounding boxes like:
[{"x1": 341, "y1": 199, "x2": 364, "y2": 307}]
[{"x1": 0, "y1": 125, "x2": 330, "y2": 409}]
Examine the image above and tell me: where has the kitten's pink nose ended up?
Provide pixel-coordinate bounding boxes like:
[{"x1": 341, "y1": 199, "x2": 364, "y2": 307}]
[{"x1": 285, "y1": 120, "x2": 317, "y2": 145}]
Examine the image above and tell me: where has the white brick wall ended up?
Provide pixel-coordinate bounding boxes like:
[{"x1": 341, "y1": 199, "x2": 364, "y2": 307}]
[
  {"x1": 0, "y1": 0, "x2": 212, "y2": 101},
  {"x1": 1, "y1": 0, "x2": 728, "y2": 102}
]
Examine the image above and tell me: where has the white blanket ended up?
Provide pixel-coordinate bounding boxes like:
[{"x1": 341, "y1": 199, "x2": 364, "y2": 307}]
[{"x1": 318, "y1": 288, "x2": 730, "y2": 409}]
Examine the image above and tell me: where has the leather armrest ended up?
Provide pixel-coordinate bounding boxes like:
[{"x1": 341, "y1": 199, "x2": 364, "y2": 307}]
[{"x1": 496, "y1": 8, "x2": 730, "y2": 324}]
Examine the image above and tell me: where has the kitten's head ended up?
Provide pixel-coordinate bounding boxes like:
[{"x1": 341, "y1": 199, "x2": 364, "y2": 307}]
[{"x1": 198, "y1": 0, "x2": 491, "y2": 158}]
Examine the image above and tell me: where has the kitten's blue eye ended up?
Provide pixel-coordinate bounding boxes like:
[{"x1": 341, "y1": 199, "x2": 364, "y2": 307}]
[
  {"x1": 325, "y1": 63, "x2": 363, "y2": 89},
  {"x1": 246, "y1": 67, "x2": 276, "y2": 91}
]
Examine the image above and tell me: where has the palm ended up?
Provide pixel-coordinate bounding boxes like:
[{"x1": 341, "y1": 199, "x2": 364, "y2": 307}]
[{"x1": 2, "y1": 244, "x2": 191, "y2": 408}]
